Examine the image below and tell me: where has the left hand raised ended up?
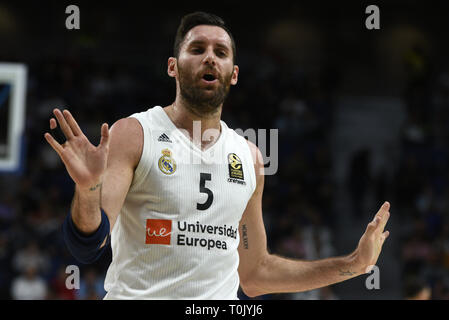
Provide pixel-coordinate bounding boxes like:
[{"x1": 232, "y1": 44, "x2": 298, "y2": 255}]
[{"x1": 353, "y1": 201, "x2": 391, "y2": 273}]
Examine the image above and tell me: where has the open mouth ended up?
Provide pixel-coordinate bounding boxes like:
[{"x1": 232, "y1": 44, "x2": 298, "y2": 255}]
[{"x1": 202, "y1": 74, "x2": 217, "y2": 82}]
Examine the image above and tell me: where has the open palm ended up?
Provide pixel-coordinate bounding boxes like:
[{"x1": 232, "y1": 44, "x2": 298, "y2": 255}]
[
  {"x1": 44, "y1": 108, "x2": 110, "y2": 190},
  {"x1": 354, "y1": 201, "x2": 391, "y2": 273}
]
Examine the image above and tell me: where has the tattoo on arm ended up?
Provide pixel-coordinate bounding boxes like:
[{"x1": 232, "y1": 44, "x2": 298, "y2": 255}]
[
  {"x1": 339, "y1": 269, "x2": 356, "y2": 276},
  {"x1": 89, "y1": 183, "x2": 102, "y2": 191},
  {"x1": 242, "y1": 224, "x2": 249, "y2": 249}
]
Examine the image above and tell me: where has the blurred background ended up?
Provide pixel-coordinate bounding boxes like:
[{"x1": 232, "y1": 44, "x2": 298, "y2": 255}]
[{"x1": 0, "y1": 0, "x2": 449, "y2": 300}]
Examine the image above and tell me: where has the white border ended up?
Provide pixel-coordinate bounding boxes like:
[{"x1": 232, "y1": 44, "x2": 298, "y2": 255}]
[{"x1": 0, "y1": 63, "x2": 27, "y2": 171}]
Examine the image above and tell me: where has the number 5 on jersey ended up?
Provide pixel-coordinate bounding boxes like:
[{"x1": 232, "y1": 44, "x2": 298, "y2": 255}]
[{"x1": 197, "y1": 173, "x2": 213, "y2": 210}]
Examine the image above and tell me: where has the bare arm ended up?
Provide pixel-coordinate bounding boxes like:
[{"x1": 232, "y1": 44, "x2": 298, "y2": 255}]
[
  {"x1": 98, "y1": 117, "x2": 142, "y2": 232},
  {"x1": 237, "y1": 141, "x2": 390, "y2": 298},
  {"x1": 44, "y1": 109, "x2": 142, "y2": 241}
]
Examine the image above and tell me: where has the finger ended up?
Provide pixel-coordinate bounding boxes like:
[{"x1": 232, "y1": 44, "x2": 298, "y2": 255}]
[
  {"x1": 63, "y1": 109, "x2": 83, "y2": 136},
  {"x1": 50, "y1": 118, "x2": 57, "y2": 130},
  {"x1": 373, "y1": 201, "x2": 390, "y2": 228},
  {"x1": 382, "y1": 230, "x2": 390, "y2": 241},
  {"x1": 376, "y1": 202, "x2": 390, "y2": 231},
  {"x1": 49, "y1": 118, "x2": 66, "y2": 145},
  {"x1": 378, "y1": 210, "x2": 390, "y2": 232},
  {"x1": 99, "y1": 123, "x2": 110, "y2": 149},
  {"x1": 365, "y1": 216, "x2": 380, "y2": 234},
  {"x1": 375, "y1": 201, "x2": 390, "y2": 217},
  {"x1": 53, "y1": 108, "x2": 74, "y2": 139},
  {"x1": 44, "y1": 132, "x2": 64, "y2": 156}
]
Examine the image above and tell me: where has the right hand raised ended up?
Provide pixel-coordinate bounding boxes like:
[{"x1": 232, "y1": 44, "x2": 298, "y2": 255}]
[{"x1": 44, "y1": 108, "x2": 110, "y2": 191}]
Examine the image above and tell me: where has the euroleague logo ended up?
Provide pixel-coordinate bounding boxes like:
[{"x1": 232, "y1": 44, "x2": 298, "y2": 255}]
[{"x1": 145, "y1": 219, "x2": 172, "y2": 245}]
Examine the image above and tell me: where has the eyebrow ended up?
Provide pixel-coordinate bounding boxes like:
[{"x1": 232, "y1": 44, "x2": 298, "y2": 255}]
[{"x1": 187, "y1": 40, "x2": 231, "y2": 52}]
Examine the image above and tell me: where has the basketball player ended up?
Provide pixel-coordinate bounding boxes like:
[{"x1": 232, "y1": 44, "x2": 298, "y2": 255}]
[{"x1": 44, "y1": 12, "x2": 391, "y2": 299}]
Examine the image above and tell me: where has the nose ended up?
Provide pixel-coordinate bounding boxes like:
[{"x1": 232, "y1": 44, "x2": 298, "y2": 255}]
[{"x1": 203, "y1": 47, "x2": 216, "y2": 66}]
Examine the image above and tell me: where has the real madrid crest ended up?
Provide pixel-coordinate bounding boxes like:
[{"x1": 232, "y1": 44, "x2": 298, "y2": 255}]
[{"x1": 158, "y1": 149, "x2": 177, "y2": 175}]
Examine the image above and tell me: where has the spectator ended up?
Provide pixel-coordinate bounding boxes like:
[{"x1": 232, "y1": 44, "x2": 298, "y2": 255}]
[
  {"x1": 403, "y1": 276, "x2": 431, "y2": 300},
  {"x1": 12, "y1": 241, "x2": 49, "y2": 275},
  {"x1": 10, "y1": 266, "x2": 48, "y2": 300},
  {"x1": 75, "y1": 268, "x2": 106, "y2": 300},
  {"x1": 48, "y1": 266, "x2": 76, "y2": 300}
]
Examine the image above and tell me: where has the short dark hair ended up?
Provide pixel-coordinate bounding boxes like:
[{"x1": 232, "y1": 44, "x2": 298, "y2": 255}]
[{"x1": 173, "y1": 12, "x2": 237, "y2": 63}]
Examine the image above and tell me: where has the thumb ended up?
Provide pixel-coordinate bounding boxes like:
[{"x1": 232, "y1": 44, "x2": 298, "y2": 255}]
[{"x1": 99, "y1": 123, "x2": 110, "y2": 149}]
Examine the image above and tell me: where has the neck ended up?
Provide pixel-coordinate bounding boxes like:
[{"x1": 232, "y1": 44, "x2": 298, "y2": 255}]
[{"x1": 164, "y1": 97, "x2": 223, "y2": 150}]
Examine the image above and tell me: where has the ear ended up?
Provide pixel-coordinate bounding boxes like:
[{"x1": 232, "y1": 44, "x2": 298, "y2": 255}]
[
  {"x1": 231, "y1": 65, "x2": 239, "y2": 86},
  {"x1": 168, "y1": 57, "x2": 177, "y2": 78}
]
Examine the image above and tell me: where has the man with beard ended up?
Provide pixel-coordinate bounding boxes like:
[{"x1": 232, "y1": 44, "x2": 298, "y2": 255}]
[{"x1": 44, "y1": 12, "x2": 391, "y2": 299}]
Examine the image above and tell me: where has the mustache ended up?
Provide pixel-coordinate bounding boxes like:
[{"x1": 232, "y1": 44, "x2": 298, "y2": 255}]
[{"x1": 198, "y1": 68, "x2": 221, "y2": 80}]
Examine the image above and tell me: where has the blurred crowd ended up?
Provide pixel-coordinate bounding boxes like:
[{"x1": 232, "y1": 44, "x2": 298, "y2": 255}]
[{"x1": 395, "y1": 46, "x2": 449, "y2": 299}]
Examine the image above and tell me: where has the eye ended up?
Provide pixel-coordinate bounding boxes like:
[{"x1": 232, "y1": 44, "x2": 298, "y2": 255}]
[
  {"x1": 191, "y1": 47, "x2": 204, "y2": 54},
  {"x1": 216, "y1": 50, "x2": 227, "y2": 58}
]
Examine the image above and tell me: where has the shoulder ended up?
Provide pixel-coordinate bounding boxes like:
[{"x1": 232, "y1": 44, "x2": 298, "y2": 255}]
[
  {"x1": 225, "y1": 126, "x2": 265, "y2": 184},
  {"x1": 245, "y1": 140, "x2": 264, "y2": 172},
  {"x1": 245, "y1": 139, "x2": 265, "y2": 191},
  {"x1": 110, "y1": 116, "x2": 142, "y2": 135},
  {"x1": 225, "y1": 126, "x2": 263, "y2": 167},
  {"x1": 108, "y1": 117, "x2": 143, "y2": 169}
]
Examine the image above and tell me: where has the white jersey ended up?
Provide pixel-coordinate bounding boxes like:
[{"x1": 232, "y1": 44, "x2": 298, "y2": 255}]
[{"x1": 103, "y1": 106, "x2": 256, "y2": 299}]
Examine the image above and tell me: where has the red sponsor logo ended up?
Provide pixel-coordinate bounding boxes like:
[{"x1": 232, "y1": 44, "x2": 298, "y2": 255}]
[{"x1": 145, "y1": 219, "x2": 172, "y2": 245}]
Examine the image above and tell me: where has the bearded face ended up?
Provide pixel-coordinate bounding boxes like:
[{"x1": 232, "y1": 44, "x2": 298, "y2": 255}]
[
  {"x1": 177, "y1": 60, "x2": 233, "y2": 114},
  {"x1": 171, "y1": 25, "x2": 239, "y2": 116}
]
